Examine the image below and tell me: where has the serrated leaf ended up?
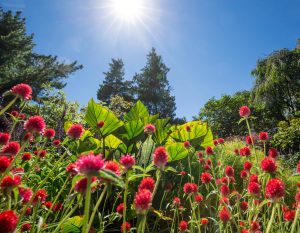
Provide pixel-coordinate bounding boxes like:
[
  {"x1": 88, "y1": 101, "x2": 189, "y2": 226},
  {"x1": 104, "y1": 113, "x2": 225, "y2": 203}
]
[
  {"x1": 99, "y1": 169, "x2": 124, "y2": 188},
  {"x1": 124, "y1": 100, "x2": 149, "y2": 121},
  {"x1": 122, "y1": 120, "x2": 144, "y2": 140},
  {"x1": 128, "y1": 174, "x2": 150, "y2": 183},
  {"x1": 105, "y1": 135, "x2": 122, "y2": 149},
  {"x1": 165, "y1": 166, "x2": 177, "y2": 173},
  {"x1": 166, "y1": 142, "x2": 189, "y2": 162}
]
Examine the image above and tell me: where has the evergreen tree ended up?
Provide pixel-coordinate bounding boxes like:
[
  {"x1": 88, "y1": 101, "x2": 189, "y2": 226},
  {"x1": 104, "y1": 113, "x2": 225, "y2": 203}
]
[
  {"x1": 97, "y1": 58, "x2": 133, "y2": 104},
  {"x1": 133, "y1": 48, "x2": 176, "y2": 119},
  {"x1": 0, "y1": 8, "x2": 82, "y2": 100}
]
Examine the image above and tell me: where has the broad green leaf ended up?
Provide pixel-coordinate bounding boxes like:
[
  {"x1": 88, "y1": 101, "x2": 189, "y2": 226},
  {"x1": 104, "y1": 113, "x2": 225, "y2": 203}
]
[
  {"x1": 124, "y1": 100, "x2": 149, "y2": 121},
  {"x1": 122, "y1": 120, "x2": 144, "y2": 140},
  {"x1": 199, "y1": 127, "x2": 214, "y2": 148},
  {"x1": 139, "y1": 137, "x2": 155, "y2": 166},
  {"x1": 153, "y1": 118, "x2": 171, "y2": 144},
  {"x1": 98, "y1": 169, "x2": 124, "y2": 188},
  {"x1": 85, "y1": 98, "x2": 123, "y2": 136},
  {"x1": 128, "y1": 174, "x2": 150, "y2": 183},
  {"x1": 166, "y1": 142, "x2": 189, "y2": 162},
  {"x1": 165, "y1": 166, "x2": 177, "y2": 173},
  {"x1": 170, "y1": 121, "x2": 207, "y2": 141},
  {"x1": 105, "y1": 135, "x2": 122, "y2": 149},
  {"x1": 61, "y1": 216, "x2": 82, "y2": 233},
  {"x1": 64, "y1": 121, "x2": 73, "y2": 133}
]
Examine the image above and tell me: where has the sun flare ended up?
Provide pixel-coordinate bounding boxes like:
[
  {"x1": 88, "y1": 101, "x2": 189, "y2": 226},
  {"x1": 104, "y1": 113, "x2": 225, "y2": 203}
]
[{"x1": 109, "y1": 0, "x2": 145, "y2": 23}]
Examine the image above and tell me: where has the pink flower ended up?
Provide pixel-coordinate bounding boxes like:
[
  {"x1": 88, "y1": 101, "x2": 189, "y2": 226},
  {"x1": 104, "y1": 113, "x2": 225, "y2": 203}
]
[
  {"x1": 19, "y1": 187, "x2": 33, "y2": 204},
  {"x1": 239, "y1": 147, "x2": 251, "y2": 156},
  {"x1": 43, "y1": 128, "x2": 55, "y2": 139},
  {"x1": 220, "y1": 185, "x2": 230, "y2": 197},
  {"x1": 153, "y1": 146, "x2": 168, "y2": 170},
  {"x1": 205, "y1": 146, "x2": 214, "y2": 155},
  {"x1": 239, "y1": 106, "x2": 251, "y2": 118},
  {"x1": 225, "y1": 166, "x2": 234, "y2": 177},
  {"x1": 179, "y1": 220, "x2": 188, "y2": 232},
  {"x1": 0, "y1": 141, "x2": 20, "y2": 157},
  {"x1": 11, "y1": 83, "x2": 32, "y2": 100},
  {"x1": 268, "y1": 148, "x2": 278, "y2": 159},
  {"x1": 120, "y1": 221, "x2": 131, "y2": 232},
  {"x1": 21, "y1": 152, "x2": 31, "y2": 161},
  {"x1": 144, "y1": 124, "x2": 156, "y2": 134},
  {"x1": 243, "y1": 161, "x2": 252, "y2": 171},
  {"x1": 183, "y1": 141, "x2": 191, "y2": 148},
  {"x1": 173, "y1": 197, "x2": 181, "y2": 207},
  {"x1": 139, "y1": 177, "x2": 155, "y2": 192},
  {"x1": 219, "y1": 206, "x2": 231, "y2": 223},
  {"x1": 218, "y1": 138, "x2": 225, "y2": 144},
  {"x1": 0, "y1": 156, "x2": 11, "y2": 173},
  {"x1": 0, "y1": 132, "x2": 10, "y2": 145},
  {"x1": 134, "y1": 189, "x2": 152, "y2": 214},
  {"x1": 1, "y1": 175, "x2": 21, "y2": 190},
  {"x1": 0, "y1": 210, "x2": 18, "y2": 233},
  {"x1": 33, "y1": 189, "x2": 47, "y2": 204},
  {"x1": 195, "y1": 194, "x2": 203, "y2": 203},
  {"x1": 67, "y1": 124, "x2": 84, "y2": 139},
  {"x1": 265, "y1": 178, "x2": 285, "y2": 200},
  {"x1": 75, "y1": 152, "x2": 104, "y2": 177},
  {"x1": 246, "y1": 135, "x2": 254, "y2": 145},
  {"x1": 247, "y1": 182, "x2": 260, "y2": 196},
  {"x1": 97, "y1": 120, "x2": 105, "y2": 128},
  {"x1": 116, "y1": 203, "x2": 124, "y2": 214},
  {"x1": 24, "y1": 116, "x2": 45, "y2": 134},
  {"x1": 66, "y1": 163, "x2": 78, "y2": 177},
  {"x1": 261, "y1": 157, "x2": 277, "y2": 173},
  {"x1": 201, "y1": 172, "x2": 212, "y2": 184},
  {"x1": 183, "y1": 183, "x2": 198, "y2": 194},
  {"x1": 104, "y1": 161, "x2": 121, "y2": 176},
  {"x1": 120, "y1": 154, "x2": 135, "y2": 171},
  {"x1": 259, "y1": 132, "x2": 268, "y2": 141},
  {"x1": 74, "y1": 177, "x2": 97, "y2": 194}
]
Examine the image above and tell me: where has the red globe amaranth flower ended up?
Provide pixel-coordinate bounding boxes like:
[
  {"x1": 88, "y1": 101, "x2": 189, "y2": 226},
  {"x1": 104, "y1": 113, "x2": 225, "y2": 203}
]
[
  {"x1": 12, "y1": 167, "x2": 24, "y2": 175},
  {"x1": 251, "y1": 221, "x2": 260, "y2": 232},
  {"x1": 116, "y1": 203, "x2": 124, "y2": 214},
  {"x1": 225, "y1": 166, "x2": 234, "y2": 177},
  {"x1": 244, "y1": 161, "x2": 252, "y2": 171},
  {"x1": 241, "y1": 229, "x2": 249, "y2": 233},
  {"x1": 195, "y1": 194, "x2": 203, "y2": 203},
  {"x1": 44, "y1": 201, "x2": 52, "y2": 209},
  {"x1": 219, "y1": 206, "x2": 231, "y2": 223},
  {"x1": 38, "y1": 150, "x2": 47, "y2": 159},
  {"x1": 218, "y1": 138, "x2": 225, "y2": 144},
  {"x1": 0, "y1": 210, "x2": 18, "y2": 233},
  {"x1": 220, "y1": 185, "x2": 230, "y2": 197},
  {"x1": 201, "y1": 172, "x2": 212, "y2": 184},
  {"x1": 183, "y1": 183, "x2": 198, "y2": 194},
  {"x1": 66, "y1": 163, "x2": 78, "y2": 177},
  {"x1": 180, "y1": 171, "x2": 187, "y2": 176},
  {"x1": 19, "y1": 187, "x2": 32, "y2": 204},
  {"x1": 197, "y1": 152, "x2": 203, "y2": 158},
  {"x1": 0, "y1": 132, "x2": 10, "y2": 145},
  {"x1": 259, "y1": 132, "x2": 268, "y2": 141},
  {"x1": 246, "y1": 135, "x2": 254, "y2": 145},
  {"x1": 185, "y1": 125, "x2": 191, "y2": 132},
  {"x1": 240, "y1": 170, "x2": 248, "y2": 179},
  {"x1": 120, "y1": 154, "x2": 135, "y2": 171},
  {"x1": 21, "y1": 152, "x2": 31, "y2": 161},
  {"x1": 43, "y1": 128, "x2": 55, "y2": 139},
  {"x1": 33, "y1": 189, "x2": 47, "y2": 204},
  {"x1": 266, "y1": 178, "x2": 285, "y2": 200},
  {"x1": 283, "y1": 210, "x2": 295, "y2": 221},
  {"x1": 239, "y1": 106, "x2": 251, "y2": 118},
  {"x1": 173, "y1": 197, "x2": 181, "y2": 207},
  {"x1": 1, "y1": 175, "x2": 21, "y2": 190},
  {"x1": 22, "y1": 132, "x2": 33, "y2": 142},
  {"x1": 201, "y1": 218, "x2": 209, "y2": 225},
  {"x1": 75, "y1": 152, "x2": 104, "y2": 177},
  {"x1": 10, "y1": 111, "x2": 18, "y2": 117},
  {"x1": 0, "y1": 141, "x2": 20, "y2": 157},
  {"x1": 297, "y1": 161, "x2": 300, "y2": 173},
  {"x1": 268, "y1": 148, "x2": 278, "y2": 159},
  {"x1": 144, "y1": 124, "x2": 156, "y2": 134},
  {"x1": 219, "y1": 197, "x2": 229, "y2": 205},
  {"x1": 67, "y1": 124, "x2": 84, "y2": 139},
  {"x1": 104, "y1": 161, "x2": 121, "y2": 176},
  {"x1": 240, "y1": 201, "x2": 248, "y2": 211},
  {"x1": 0, "y1": 156, "x2": 11, "y2": 172},
  {"x1": 139, "y1": 177, "x2": 155, "y2": 192},
  {"x1": 120, "y1": 222, "x2": 131, "y2": 232},
  {"x1": 25, "y1": 208, "x2": 31, "y2": 216},
  {"x1": 74, "y1": 177, "x2": 97, "y2": 194},
  {"x1": 134, "y1": 189, "x2": 152, "y2": 214},
  {"x1": 183, "y1": 141, "x2": 191, "y2": 148},
  {"x1": 233, "y1": 148, "x2": 239, "y2": 155},
  {"x1": 20, "y1": 223, "x2": 31, "y2": 232},
  {"x1": 240, "y1": 147, "x2": 251, "y2": 156},
  {"x1": 250, "y1": 174, "x2": 259, "y2": 183},
  {"x1": 178, "y1": 220, "x2": 188, "y2": 232},
  {"x1": 261, "y1": 157, "x2": 277, "y2": 173},
  {"x1": 53, "y1": 203, "x2": 62, "y2": 212},
  {"x1": 153, "y1": 146, "x2": 168, "y2": 170},
  {"x1": 11, "y1": 83, "x2": 32, "y2": 100},
  {"x1": 247, "y1": 182, "x2": 260, "y2": 196},
  {"x1": 206, "y1": 159, "x2": 211, "y2": 166},
  {"x1": 205, "y1": 146, "x2": 214, "y2": 155},
  {"x1": 18, "y1": 113, "x2": 26, "y2": 120},
  {"x1": 53, "y1": 140, "x2": 60, "y2": 146},
  {"x1": 96, "y1": 120, "x2": 105, "y2": 128},
  {"x1": 24, "y1": 116, "x2": 46, "y2": 134},
  {"x1": 213, "y1": 140, "x2": 218, "y2": 146}
]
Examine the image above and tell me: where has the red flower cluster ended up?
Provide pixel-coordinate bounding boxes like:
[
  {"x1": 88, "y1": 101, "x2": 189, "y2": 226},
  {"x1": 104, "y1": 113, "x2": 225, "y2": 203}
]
[
  {"x1": 24, "y1": 116, "x2": 46, "y2": 134},
  {"x1": 205, "y1": 146, "x2": 214, "y2": 155},
  {"x1": 183, "y1": 182, "x2": 198, "y2": 194},
  {"x1": 261, "y1": 157, "x2": 277, "y2": 173},
  {"x1": 19, "y1": 187, "x2": 33, "y2": 204},
  {"x1": 139, "y1": 177, "x2": 155, "y2": 192},
  {"x1": 33, "y1": 189, "x2": 47, "y2": 204},
  {"x1": 239, "y1": 147, "x2": 251, "y2": 156},
  {"x1": 179, "y1": 220, "x2": 188, "y2": 232},
  {"x1": 259, "y1": 132, "x2": 268, "y2": 141},
  {"x1": 75, "y1": 153, "x2": 104, "y2": 177},
  {"x1": 247, "y1": 182, "x2": 260, "y2": 196},
  {"x1": 183, "y1": 141, "x2": 191, "y2": 148},
  {"x1": 173, "y1": 197, "x2": 180, "y2": 207},
  {"x1": 0, "y1": 156, "x2": 11, "y2": 172},
  {"x1": 219, "y1": 206, "x2": 231, "y2": 223},
  {"x1": 225, "y1": 166, "x2": 234, "y2": 177},
  {"x1": 120, "y1": 221, "x2": 131, "y2": 232},
  {"x1": 244, "y1": 161, "x2": 252, "y2": 171},
  {"x1": 11, "y1": 83, "x2": 32, "y2": 100},
  {"x1": 0, "y1": 141, "x2": 20, "y2": 157},
  {"x1": 43, "y1": 128, "x2": 55, "y2": 139},
  {"x1": 1, "y1": 175, "x2": 21, "y2": 190},
  {"x1": 0, "y1": 132, "x2": 10, "y2": 145},
  {"x1": 116, "y1": 203, "x2": 124, "y2": 215},
  {"x1": 0, "y1": 210, "x2": 18, "y2": 233},
  {"x1": 74, "y1": 177, "x2": 97, "y2": 194},
  {"x1": 153, "y1": 146, "x2": 168, "y2": 170},
  {"x1": 134, "y1": 189, "x2": 152, "y2": 214},
  {"x1": 239, "y1": 106, "x2": 251, "y2": 118},
  {"x1": 144, "y1": 124, "x2": 156, "y2": 134},
  {"x1": 268, "y1": 148, "x2": 278, "y2": 158},
  {"x1": 266, "y1": 178, "x2": 285, "y2": 200},
  {"x1": 104, "y1": 161, "x2": 121, "y2": 176},
  {"x1": 67, "y1": 124, "x2": 84, "y2": 139},
  {"x1": 120, "y1": 154, "x2": 135, "y2": 171},
  {"x1": 201, "y1": 172, "x2": 212, "y2": 184},
  {"x1": 21, "y1": 152, "x2": 31, "y2": 161}
]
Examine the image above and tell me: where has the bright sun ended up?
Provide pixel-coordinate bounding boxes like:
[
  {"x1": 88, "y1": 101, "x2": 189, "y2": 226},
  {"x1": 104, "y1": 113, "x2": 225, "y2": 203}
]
[{"x1": 109, "y1": 0, "x2": 145, "y2": 23}]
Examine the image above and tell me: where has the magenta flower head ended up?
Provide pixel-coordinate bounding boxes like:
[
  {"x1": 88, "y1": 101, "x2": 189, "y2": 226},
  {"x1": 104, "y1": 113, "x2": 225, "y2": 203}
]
[
  {"x1": 11, "y1": 83, "x2": 32, "y2": 100},
  {"x1": 67, "y1": 124, "x2": 84, "y2": 139},
  {"x1": 239, "y1": 106, "x2": 251, "y2": 118},
  {"x1": 0, "y1": 141, "x2": 20, "y2": 157},
  {"x1": 120, "y1": 154, "x2": 135, "y2": 171},
  {"x1": 0, "y1": 210, "x2": 18, "y2": 233},
  {"x1": 205, "y1": 146, "x2": 214, "y2": 155},
  {"x1": 134, "y1": 189, "x2": 152, "y2": 214},
  {"x1": 0, "y1": 132, "x2": 10, "y2": 145},
  {"x1": 265, "y1": 178, "x2": 285, "y2": 201},
  {"x1": 259, "y1": 132, "x2": 269, "y2": 141},
  {"x1": 24, "y1": 116, "x2": 46, "y2": 134},
  {"x1": 43, "y1": 128, "x2": 55, "y2": 139},
  {"x1": 144, "y1": 124, "x2": 156, "y2": 134},
  {"x1": 153, "y1": 146, "x2": 168, "y2": 170},
  {"x1": 75, "y1": 152, "x2": 104, "y2": 177}
]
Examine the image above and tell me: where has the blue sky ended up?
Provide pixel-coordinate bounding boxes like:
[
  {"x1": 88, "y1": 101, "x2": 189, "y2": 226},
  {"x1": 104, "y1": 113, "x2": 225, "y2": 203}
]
[{"x1": 1, "y1": 0, "x2": 300, "y2": 119}]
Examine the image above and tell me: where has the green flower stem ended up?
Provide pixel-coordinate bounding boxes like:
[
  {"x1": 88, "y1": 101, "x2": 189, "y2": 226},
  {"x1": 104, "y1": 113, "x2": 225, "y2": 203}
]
[
  {"x1": 188, "y1": 152, "x2": 193, "y2": 182},
  {"x1": 7, "y1": 190, "x2": 12, "y2": 210},
  {"x1": 87, "y1": 185, "x2": 108, "y2": 233},
  {"x1": 29, "y1": 203, "x2": 39, "y2": 233},
  {"x1": 123, "y1": 173, "x2": 129, "y2": 233},
  {"x1": 245, "y1": 118, "x2": 258, "y2": 165},
  {"x1": 171, "y1": 209, "x2": 177, "y2": 233},
  {"x1": 0, "y1": 96, "x2": 18, "y2": 116},
  {"x1": 290, "y1": 207, "x2": 299, "y2": 233},
  {"x1": 43, "y1": 175, "x2": 70, "y2": 223},
  {"x1": 82, "y1": 176, "x2": 92, "y2": 233},
  {"x1": 263, "y1": 141, "x2": 266, "y2": 157},
  {"x1": 265, "y1": 203, "x2": 277, "y2": 233}
]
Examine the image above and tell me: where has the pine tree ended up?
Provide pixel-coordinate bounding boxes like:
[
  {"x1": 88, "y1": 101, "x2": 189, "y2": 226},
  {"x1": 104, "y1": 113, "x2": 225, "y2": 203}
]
[
  {"x1": 97, "y1": 58, "x2": 133, "y2": 104},
  {"x1": 133, "y1": 48, "x2": 176, "y2": 119},
  {"x1": 0, "y1": 8, "x2": 82, "y2": 100}
]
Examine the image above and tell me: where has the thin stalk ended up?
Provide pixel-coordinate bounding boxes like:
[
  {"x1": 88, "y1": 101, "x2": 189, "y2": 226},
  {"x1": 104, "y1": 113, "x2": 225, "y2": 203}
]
[
  {"x1": 265, "y1": 203, "x2": 277, "y2": 233},
  {"x1": 245, "y1": 119, "x2": 258, "y2": 165},
  {"x1": 29, "y1": 203, "x2": 39, "y2": 233},
  {"x1": 123, "y1": 173, "x2": 129, "y2": 233},
  {"x1": 82, "y1": 176, "x2": 92, "y2": 233},
  {"x1": 7, "y1": 190, "x2": 12, "y2": 210},
  {"x1": 290, "y1": 207, "x2": 299, "y2": 233},
  {"x1": 87, "y1": 185, "x2": 108, "y2": 232},
  {"x1": 171, "y1": 209, "x2": 177, "y2": 233},
  {"x1": 0, "y1": 96, "x2": 18, "y2": 116}
]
